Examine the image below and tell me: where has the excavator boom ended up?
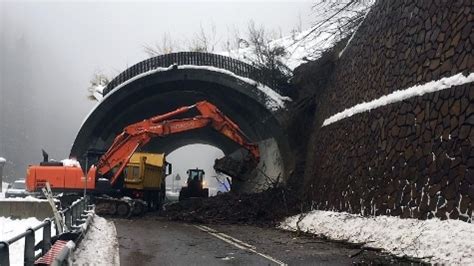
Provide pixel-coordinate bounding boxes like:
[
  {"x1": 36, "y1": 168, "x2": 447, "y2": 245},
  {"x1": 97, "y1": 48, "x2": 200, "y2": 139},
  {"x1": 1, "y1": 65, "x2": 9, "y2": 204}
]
[{"x1": 95, "y1": 101, "x2": 260, "y2": 185}]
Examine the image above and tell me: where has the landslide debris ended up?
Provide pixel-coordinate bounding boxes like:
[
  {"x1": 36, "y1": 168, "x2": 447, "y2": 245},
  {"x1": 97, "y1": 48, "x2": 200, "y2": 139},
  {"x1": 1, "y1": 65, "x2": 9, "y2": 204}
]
[{"x1": 162, "y1": 187, "x2": 303, "y2": 226}]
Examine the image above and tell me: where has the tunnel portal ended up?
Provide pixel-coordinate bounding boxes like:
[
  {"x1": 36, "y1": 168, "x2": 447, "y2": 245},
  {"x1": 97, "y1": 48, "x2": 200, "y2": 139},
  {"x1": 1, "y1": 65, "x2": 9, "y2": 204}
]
[{"x1": 71, "y1": 52, "x2": 292, "y2": 191}]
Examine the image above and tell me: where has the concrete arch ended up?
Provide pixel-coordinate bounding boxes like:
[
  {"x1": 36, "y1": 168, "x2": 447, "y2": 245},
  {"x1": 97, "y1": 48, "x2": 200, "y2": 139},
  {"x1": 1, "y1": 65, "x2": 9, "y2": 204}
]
[{"x1": 72, "y1": 54, "x2": 291, "y2": 192}]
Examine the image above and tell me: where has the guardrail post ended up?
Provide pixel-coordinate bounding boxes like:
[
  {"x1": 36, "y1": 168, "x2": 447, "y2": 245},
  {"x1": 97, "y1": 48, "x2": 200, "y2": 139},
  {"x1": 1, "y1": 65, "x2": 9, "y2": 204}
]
[
  {"x1": 42, "y1": 219, "x2": 52, "y2": 255},
  {"x1": 24, "y1": 228, "x2": 35, "y2": 266},
  {"x1": 72, "y1": 206, "x2": 76, "y2": 226},
  {"x1": 55, "y1": 221, "x2": 59, "y2": 236},
  {"x1": 65, "y1": 210, "x2": 71, "y2": 229},
  {"x1": 0, "y1": 241, "x2": 10, "y2": 266}
]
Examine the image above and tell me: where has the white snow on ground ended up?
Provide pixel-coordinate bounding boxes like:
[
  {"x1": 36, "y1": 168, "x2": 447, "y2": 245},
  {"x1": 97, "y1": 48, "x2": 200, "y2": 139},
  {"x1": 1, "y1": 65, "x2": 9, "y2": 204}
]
[
  {"x1": 0, "y1": 157, "x2": 5, "y2": 163},
  {"x1": 73, "y1": 215, "x2": 120, "y2": 265},
  {"x1": 0, "y1": 216, "x2": 53, "y2": 266},
  {"x1": 280, "y1": 210, "x2": 474, "y2": 264},
  {"x1": 323, "y1": 72, "x2": 474, "y2": 127}
]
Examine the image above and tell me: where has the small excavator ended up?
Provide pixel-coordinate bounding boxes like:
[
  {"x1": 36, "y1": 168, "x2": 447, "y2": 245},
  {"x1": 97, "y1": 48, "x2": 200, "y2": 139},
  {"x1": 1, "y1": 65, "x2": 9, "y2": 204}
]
[{"x1": 26, "y1": 101, "x2": 260, "y2": 217}]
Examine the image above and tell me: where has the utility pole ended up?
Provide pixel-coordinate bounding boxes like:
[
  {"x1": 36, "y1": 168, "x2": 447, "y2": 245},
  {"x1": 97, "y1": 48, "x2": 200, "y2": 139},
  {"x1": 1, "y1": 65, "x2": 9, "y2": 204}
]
[{"x1": 0, "y1": 157, "x2": 5, "y2": 192}]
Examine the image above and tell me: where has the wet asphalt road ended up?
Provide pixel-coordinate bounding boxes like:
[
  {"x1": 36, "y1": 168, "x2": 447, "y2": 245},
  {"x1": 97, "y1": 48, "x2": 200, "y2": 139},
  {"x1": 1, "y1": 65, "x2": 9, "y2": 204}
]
[{"x1": 113, "y1": 216, "x2": 401, "y2": 266}]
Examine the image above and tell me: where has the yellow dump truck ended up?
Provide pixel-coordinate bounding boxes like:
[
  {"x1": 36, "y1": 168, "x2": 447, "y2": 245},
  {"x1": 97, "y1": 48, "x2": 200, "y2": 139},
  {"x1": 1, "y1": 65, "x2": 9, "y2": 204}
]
[{"x1": 123, "y1": 152, "x2": 171, "y2": 212}]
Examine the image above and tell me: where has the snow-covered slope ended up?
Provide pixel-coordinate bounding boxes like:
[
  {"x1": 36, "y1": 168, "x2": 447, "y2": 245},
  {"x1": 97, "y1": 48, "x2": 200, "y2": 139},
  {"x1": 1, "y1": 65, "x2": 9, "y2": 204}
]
[
  {"x1": 221, "y1": 3, "x2": 372, "y2": 70},
  {"x1": 220, "y1": 27, "x2": 339, "y2": 71}
]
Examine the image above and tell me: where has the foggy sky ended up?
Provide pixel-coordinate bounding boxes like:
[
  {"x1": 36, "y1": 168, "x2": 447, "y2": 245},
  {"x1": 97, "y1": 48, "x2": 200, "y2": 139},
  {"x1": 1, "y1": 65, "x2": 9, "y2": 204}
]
[{"x1": 0, "y1": 1, "x2": 313, "y2": 181}]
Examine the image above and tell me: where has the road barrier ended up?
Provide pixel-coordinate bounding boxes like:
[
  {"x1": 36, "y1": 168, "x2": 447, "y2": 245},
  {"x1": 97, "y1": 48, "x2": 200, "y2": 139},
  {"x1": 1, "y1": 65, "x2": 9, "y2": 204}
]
[
  {"x1": 0, "y1": 197, "x2": 92, "y2": 266},
  {"x1": 0, "y1": 201, "x2": 53, "y2": 220}
]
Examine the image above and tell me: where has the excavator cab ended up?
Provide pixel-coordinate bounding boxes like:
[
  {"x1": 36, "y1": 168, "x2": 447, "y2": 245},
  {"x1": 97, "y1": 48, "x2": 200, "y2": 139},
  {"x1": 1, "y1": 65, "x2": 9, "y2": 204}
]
[{"x1": 178, "y1": 168, "x2": 209, "y2": 201}]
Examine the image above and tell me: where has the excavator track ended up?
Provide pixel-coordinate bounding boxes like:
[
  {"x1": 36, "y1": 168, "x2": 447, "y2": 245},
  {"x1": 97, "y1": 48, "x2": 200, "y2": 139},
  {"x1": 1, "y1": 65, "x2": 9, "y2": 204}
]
[{"x1": 93, "y1": 197, "x2": 147, "y2": 218}]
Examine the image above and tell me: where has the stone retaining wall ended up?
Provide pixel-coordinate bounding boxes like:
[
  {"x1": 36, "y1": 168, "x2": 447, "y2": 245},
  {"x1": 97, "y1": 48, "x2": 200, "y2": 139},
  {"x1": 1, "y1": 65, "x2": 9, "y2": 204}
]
[{"x1": 294, "y1": 0, "x2": 473, "y2": 222}]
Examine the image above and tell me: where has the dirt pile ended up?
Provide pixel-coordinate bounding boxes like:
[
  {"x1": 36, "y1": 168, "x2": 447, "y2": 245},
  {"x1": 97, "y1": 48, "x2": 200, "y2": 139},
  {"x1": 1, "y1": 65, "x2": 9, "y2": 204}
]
[{"x1": 162, "y1": 187, "x2": 303, "y2": 226}]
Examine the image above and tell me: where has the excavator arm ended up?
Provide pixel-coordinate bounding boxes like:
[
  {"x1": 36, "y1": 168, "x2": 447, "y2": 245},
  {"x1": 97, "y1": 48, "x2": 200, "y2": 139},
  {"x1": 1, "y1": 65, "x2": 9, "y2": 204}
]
[{"x1": 94, "y1": 101, "x2": 260, "y2": 185}]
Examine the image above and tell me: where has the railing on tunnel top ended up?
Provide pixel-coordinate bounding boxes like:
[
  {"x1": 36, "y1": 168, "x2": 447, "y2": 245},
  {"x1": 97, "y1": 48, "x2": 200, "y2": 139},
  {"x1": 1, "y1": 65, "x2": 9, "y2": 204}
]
[{"x1": 104, "y1": 52, "x2": 279, "y2": 95}]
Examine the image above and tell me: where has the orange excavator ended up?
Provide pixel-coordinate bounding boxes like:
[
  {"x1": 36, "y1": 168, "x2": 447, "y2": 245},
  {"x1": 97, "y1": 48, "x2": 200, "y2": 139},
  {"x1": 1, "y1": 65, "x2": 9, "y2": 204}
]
[{"x1": 26, "y1": 101, "x2": 260, "y2": 217}]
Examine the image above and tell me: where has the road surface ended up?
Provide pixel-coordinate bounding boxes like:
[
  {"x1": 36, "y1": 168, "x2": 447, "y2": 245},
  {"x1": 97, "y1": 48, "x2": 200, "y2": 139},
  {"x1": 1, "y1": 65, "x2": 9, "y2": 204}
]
[{"x1": 113, "y1": 216, "x2": 402, "y2": 265}]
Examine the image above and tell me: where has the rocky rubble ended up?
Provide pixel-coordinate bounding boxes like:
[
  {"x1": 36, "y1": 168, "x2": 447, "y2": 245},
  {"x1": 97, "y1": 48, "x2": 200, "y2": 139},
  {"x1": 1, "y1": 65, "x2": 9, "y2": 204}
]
[{"x1": 162, "y1": 187, "x2": 303, "y2": 226}]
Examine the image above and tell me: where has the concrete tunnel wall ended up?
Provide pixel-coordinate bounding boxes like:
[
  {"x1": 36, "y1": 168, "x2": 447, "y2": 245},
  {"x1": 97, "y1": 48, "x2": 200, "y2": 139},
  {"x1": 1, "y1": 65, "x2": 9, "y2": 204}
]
[{"x1": 71, "y1": 64, "x2": 292, "y2": 192}]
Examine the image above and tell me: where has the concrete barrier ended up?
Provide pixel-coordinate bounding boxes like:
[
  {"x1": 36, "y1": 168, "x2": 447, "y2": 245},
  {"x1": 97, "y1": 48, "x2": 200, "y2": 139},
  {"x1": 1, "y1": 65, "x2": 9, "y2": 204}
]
[{"x1": 0, "y1": 200, "x2": 53, "y2": 220}]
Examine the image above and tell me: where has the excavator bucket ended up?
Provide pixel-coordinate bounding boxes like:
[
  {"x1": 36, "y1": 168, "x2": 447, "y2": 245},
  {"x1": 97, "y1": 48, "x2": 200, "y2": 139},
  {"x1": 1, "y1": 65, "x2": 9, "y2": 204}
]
[{"x1": 213, "y1": 156, "x2": 257, "y2": 180}]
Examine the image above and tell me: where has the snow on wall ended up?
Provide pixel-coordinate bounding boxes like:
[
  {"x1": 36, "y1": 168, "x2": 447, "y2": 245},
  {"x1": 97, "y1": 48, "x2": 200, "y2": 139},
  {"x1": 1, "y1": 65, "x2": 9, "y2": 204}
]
[
  {"x1": 177, "y1": 65, "x2": 291, "y2": 110},
  {"x1": 323, "y1": 72, "x2": 474, "y2": 126},
  {"x1": 280, "y1": 210, "x2": 474, "y2": 264},
  {"x1": 91, "y1": 64, "x2": 290, "y2": 109}
]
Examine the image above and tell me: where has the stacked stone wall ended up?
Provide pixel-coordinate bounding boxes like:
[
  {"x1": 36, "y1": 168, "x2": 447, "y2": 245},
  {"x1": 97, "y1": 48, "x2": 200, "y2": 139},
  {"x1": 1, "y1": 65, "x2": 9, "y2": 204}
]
[{"x1": 294, "y1": 0, "x2": 473, "y2": 221}]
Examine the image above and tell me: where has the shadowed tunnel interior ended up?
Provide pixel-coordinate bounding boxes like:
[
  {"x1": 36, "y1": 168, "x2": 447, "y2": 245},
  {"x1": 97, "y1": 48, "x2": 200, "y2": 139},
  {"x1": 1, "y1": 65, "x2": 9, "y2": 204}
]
[{"x1": 71, "y1": 57, "x2": 292, "y2": 192}]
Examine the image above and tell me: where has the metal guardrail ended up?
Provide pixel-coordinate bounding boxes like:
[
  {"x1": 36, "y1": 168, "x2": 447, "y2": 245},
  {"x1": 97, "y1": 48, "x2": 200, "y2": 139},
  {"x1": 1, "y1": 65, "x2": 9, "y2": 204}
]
[
  {"x1": 62, "y1": 197, "x2": 89, "y2": 231},
  {"x1": 104, "y1": 52, "x2": 280, "y2": 95},
  {"x1": 0, "y1": 197, "x2": 91, "y2": 266}
]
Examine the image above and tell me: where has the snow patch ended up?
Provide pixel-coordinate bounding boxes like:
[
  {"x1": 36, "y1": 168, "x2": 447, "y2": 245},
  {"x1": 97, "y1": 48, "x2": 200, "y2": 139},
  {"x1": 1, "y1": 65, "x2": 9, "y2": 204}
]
[
  {"x1": 322, "y1": 72, "x2": 474, "y2": 127},
  {"x1": 0, "y1": 157, "x2": 5, "y2": 163},
  {"x1": 73, "y1": 215, "x2": 120, "y2": 265},
  {"x1": 90, "y1": 84, "x2": 105, "y2": 101},
  {"x1": 61, "y1": 158, "x2": 81, "y2": 167},
  {"x1": 0, "y1": 217, "x2": 54, "y2": 266},
  {"x1": 280, "y1": 210, "x2": 474, "y2": 264}
]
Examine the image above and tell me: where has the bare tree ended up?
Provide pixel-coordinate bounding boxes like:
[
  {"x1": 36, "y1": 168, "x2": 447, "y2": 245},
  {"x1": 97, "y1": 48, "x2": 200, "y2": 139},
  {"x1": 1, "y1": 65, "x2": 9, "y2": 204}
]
[
  {"x1": 306, "y1": 0, "x2": 374, "y2": 43},
  {"x1": 246, "y1": 21, "x2": 292, "y2": 93},
  {"x1": 143, "y1": 32, "x2": 181, "y2": 57},
  {"x1": 187, "y1": 23, "x2": 220, "y2": 52},
  {"x1": 222, "y1": 25, "x2": 244, "y2": 54}
]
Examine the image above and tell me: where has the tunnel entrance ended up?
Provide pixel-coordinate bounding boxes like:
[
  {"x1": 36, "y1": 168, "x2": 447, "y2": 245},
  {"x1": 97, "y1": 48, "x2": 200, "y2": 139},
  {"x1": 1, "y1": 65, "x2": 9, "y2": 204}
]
[
  {"x1": 71, "y1": 52, "x2": 291, "y2": 192},
  {"x1": 165, "y1": 144, "x2": 230, "y2": 198}
]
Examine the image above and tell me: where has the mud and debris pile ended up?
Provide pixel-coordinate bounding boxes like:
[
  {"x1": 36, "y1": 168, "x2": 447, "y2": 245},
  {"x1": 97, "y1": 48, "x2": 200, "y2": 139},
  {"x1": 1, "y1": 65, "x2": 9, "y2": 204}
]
[{"x1": 162, "y1": 187, "x2": 303, "y2": 226}]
